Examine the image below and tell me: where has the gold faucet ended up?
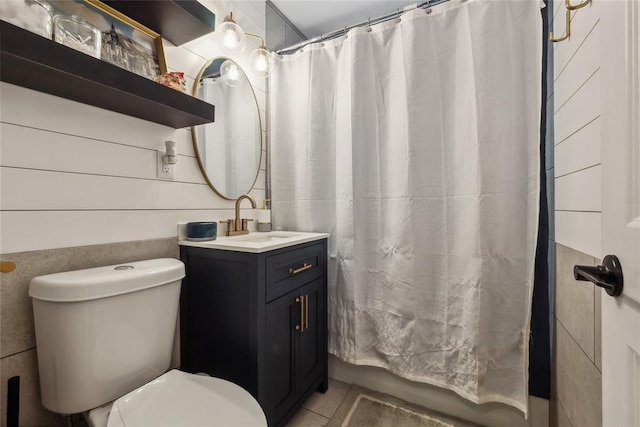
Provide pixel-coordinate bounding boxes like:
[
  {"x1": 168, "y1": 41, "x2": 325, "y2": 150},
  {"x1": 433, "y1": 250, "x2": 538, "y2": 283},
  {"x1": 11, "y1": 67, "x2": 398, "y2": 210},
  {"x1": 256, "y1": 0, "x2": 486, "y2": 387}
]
[{"x1": 221, "y1": 194, "x2": 257, "y2": 236}]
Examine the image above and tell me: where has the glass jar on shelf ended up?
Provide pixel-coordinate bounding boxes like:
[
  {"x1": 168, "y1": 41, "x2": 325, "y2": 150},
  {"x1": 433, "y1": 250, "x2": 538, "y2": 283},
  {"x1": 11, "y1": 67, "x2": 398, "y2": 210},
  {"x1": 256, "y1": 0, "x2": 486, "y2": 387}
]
[
  {"x1": 0, "y1": 0, "x2": 54, "y2": 39},
  {"x1": 53, "y1": 14, "x2": 101, "y2": 59}
]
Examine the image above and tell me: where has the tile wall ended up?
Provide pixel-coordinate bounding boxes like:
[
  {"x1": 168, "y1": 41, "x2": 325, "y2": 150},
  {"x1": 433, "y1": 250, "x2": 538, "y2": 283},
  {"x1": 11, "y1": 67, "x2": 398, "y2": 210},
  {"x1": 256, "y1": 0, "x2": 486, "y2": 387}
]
[{"x1": 551, "y1": 244, "x2": 602, "y2": 427}]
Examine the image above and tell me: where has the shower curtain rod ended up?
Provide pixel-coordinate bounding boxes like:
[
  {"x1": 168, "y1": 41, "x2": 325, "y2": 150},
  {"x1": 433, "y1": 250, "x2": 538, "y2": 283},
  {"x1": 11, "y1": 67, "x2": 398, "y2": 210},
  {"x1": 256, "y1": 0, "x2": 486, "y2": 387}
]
[{"x1": 276, "y1": 0, "x2": 451, "y2": 55}]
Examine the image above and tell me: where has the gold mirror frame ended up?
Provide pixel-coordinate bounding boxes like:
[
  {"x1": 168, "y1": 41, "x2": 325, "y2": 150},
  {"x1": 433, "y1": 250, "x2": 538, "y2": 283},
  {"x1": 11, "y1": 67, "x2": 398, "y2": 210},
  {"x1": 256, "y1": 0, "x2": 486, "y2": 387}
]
[{"x1": 191, "y1": 57, "x2": 263, "y2": 200}]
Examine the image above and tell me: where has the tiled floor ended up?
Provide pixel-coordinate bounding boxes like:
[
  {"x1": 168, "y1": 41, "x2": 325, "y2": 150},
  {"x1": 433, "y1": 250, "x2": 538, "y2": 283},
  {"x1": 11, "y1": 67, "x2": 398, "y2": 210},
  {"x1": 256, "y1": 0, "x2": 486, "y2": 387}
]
[
  {"x1": 286, "y1": 379, "x2": 352, "y2": 426},
  {"x1": 285, "y1": 379, "x2": 481, "y2": 427}
]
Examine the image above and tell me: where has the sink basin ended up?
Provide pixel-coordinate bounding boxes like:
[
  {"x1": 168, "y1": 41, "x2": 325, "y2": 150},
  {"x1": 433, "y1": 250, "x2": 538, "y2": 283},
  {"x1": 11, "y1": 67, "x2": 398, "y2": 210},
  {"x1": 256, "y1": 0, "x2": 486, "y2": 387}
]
[{"x1": 178, "y1": 230, "x2": 329, "y2": 253}]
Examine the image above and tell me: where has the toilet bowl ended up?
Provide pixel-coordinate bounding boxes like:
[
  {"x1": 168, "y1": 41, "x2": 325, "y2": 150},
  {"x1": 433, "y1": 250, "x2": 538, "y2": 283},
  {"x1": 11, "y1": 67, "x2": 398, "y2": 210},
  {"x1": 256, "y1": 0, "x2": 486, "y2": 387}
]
[
  {"x1": 86, "y1": 370, "x2": 266, "y2": 427},
  {"x1": 29, "y1": 259, "x2": 267, "y2": 427}
]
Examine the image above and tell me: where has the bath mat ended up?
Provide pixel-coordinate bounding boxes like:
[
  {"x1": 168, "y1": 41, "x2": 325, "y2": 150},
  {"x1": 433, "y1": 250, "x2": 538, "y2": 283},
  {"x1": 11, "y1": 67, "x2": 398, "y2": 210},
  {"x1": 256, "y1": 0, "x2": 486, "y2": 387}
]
[{"x1": 327, "y1": 386, "x2": 482, "y2": 427}]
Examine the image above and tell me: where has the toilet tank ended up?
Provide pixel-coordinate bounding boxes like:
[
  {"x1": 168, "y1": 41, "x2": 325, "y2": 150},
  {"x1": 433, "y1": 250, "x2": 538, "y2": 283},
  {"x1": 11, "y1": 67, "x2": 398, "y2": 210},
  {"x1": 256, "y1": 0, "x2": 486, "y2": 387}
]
[{"x1": 29, "y1": 258, "x2": 185, "y2": 415}]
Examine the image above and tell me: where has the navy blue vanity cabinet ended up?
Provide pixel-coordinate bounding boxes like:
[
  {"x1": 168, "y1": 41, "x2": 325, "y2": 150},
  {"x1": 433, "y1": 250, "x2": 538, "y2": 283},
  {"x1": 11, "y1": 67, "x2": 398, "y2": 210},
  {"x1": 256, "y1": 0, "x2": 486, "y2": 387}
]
[{"x1": 179, "y1": 239, "x2": 328, "y2": 427}]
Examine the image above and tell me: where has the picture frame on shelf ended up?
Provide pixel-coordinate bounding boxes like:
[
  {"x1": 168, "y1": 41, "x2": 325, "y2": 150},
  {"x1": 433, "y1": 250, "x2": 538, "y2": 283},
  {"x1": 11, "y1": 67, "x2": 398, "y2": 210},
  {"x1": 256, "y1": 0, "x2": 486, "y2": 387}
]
[{"x1": 49, "y1": 0, "x2": 167, "y2": 81}]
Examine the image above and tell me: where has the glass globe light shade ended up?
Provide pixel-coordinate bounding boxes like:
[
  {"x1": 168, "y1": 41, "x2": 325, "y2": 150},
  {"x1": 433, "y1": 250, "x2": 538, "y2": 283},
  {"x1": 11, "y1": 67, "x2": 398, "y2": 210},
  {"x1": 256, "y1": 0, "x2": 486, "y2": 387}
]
[
  {"x1": 217, "y1": 20, "x2": 246, "y2": 52},
  {"x1": 220, "y1": 60, "x2": 242, "y2": 87},
  {"x1": 249, "y1": 46, "x2": 270, "y2": 78}
]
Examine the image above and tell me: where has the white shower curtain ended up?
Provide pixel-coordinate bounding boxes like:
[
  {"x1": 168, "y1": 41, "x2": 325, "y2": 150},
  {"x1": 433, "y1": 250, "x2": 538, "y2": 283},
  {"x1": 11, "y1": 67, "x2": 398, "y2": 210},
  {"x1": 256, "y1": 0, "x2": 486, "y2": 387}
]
[{"x1": 270, "y1": 0, "x2": 542, "y2": 413}]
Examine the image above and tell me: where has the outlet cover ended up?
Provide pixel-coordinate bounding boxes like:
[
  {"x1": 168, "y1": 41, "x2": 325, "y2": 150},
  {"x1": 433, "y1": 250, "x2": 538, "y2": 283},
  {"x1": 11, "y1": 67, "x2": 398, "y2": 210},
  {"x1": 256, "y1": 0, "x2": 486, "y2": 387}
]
[{"x1": 157, "y1": 151, "x2": 174, "y2": 179}]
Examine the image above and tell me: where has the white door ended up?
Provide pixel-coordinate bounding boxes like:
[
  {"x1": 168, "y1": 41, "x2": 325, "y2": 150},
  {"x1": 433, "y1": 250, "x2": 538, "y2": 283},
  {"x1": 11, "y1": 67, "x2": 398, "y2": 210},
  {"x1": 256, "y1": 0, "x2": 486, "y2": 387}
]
[{"x1": 600, "y1": 1, "x2": 640, "y2": 425}]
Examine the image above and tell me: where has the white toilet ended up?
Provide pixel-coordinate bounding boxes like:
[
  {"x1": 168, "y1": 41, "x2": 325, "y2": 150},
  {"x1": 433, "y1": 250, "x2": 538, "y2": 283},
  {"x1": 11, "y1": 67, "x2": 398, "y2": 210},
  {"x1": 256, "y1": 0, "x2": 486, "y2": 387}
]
[{"x1": 29, "y1": 258, "x2": 267, "y2": 427}]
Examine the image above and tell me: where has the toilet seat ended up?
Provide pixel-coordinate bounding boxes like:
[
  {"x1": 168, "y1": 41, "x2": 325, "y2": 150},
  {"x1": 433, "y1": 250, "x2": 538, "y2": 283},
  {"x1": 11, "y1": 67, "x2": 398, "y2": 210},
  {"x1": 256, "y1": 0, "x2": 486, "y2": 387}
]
[{"x1": 105, "y1": 370, "x2": 267, "y2": 427}]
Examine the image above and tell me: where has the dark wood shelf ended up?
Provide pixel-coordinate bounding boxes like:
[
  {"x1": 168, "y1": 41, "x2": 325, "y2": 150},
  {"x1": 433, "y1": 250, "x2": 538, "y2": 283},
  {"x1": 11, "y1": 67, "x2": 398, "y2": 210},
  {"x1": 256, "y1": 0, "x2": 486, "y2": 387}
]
[
  {"x1": 103, "y1": 1, "x2": 216, "y2": 46},
  {"x1": 0, "y1": 21, "x2": 215, "y2": 129}
]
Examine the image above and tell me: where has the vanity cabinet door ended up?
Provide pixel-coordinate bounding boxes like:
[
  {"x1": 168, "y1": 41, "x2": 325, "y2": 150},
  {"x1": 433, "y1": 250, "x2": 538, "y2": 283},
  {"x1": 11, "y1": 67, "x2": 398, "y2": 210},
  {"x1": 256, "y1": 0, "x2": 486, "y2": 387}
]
[
  {"x1": 265, "y1": 289, "x2": 300, "y2": 423},
  {"x1": 298, "y1": 278, "x2": 325, "y2": 396}
]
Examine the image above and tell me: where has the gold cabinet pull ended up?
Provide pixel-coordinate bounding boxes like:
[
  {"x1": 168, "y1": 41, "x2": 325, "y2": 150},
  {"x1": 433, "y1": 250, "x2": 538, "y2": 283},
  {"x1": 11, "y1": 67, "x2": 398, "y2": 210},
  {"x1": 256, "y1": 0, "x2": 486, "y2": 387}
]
[
  {"x1": 289, "y1": 263, "x2": 312, "y2": 275},
  {"x1": 297, "y1": 296, "x2": 304, "y2": 331},
  {"x1": 300, "y1": 295, "x2": 307, "y2": 332},
  {"x1": 305, "y1": 294, "x2": 309, "y2": 331},
  {"x1": 0, "y1": 260, "x2": 16, "y2": 273}
]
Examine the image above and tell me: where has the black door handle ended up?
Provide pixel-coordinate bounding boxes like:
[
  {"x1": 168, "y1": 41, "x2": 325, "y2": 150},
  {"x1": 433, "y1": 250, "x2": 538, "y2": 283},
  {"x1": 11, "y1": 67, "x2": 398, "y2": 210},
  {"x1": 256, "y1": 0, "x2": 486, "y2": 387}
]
[{"x1": 574, "y1": 255, "x2": 623, "y2": 297}]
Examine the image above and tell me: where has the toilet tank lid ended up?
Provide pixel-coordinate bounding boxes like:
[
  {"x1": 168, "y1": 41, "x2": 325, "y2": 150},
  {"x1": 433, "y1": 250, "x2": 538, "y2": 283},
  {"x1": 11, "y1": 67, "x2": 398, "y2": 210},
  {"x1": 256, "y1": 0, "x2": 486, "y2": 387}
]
[{"x1": 29, "y1": 258, "x2": 185, "y2": 302}]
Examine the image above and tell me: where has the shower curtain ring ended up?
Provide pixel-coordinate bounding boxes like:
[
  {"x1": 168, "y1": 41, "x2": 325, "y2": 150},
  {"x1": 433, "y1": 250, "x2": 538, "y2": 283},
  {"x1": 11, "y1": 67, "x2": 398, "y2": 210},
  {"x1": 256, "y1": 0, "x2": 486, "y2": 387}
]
[{"x1": 425, "y1": 0, "x2": 432, "y2": 14}]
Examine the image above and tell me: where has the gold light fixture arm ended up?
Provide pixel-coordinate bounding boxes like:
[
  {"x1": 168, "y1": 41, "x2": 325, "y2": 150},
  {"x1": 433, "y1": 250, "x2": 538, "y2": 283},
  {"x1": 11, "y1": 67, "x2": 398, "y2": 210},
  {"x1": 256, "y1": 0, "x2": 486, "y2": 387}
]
[
  {"x1": 225, "y1": 11, "x2": 236, "y2": 23},
  {"x1": 245, "y1": 33, "x2": 266, "y2": 47}
]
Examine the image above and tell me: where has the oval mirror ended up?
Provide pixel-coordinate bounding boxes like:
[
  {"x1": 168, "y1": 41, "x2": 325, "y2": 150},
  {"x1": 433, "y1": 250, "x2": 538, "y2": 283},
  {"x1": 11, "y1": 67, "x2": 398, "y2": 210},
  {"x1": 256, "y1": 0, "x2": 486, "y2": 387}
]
[{"x1": 191, "y1": 57, "x2": 262, "y2": 200}]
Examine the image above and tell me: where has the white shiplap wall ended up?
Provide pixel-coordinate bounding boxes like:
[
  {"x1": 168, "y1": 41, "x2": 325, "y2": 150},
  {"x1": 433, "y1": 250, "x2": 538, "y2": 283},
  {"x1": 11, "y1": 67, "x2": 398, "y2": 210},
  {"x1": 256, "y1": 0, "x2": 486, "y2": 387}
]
[
  {"x1": 552, "y1": 0, "x2": 601, "y2": 257},
  {"x1": 0, "y1": 0, "x2": 267, "y2": 254}
]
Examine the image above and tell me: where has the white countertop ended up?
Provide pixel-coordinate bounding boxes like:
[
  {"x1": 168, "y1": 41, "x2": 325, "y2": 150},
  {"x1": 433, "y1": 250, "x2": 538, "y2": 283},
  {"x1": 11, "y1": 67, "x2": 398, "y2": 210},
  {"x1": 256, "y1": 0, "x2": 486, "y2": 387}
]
[{"x1": 178, "y1": 230, "x2": 329, "y2": 253}]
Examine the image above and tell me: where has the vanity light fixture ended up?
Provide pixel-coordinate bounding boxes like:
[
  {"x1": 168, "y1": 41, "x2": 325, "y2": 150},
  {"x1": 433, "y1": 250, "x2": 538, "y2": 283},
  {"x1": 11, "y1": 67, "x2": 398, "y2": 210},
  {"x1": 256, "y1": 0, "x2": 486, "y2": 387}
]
[
  {"x1": 220, "y1": 60, "x2": 242, "y2": 87},
  {"x1": 215, "y1": 13, "x2": 271, "y2": 78},
  {"x1": 248, "y1": 43, "x2": 270, "y2": 78},
  {"x1": 216, "y1": 12, "x2": 246, "y2": 52}
]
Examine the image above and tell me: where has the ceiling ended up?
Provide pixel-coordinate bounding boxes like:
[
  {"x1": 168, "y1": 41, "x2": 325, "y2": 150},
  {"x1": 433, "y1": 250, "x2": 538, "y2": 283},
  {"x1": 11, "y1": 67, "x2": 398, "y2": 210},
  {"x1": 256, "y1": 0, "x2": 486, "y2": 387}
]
[{"x1": 270, "y1": 1, "x2": 418, "y2": 40}]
